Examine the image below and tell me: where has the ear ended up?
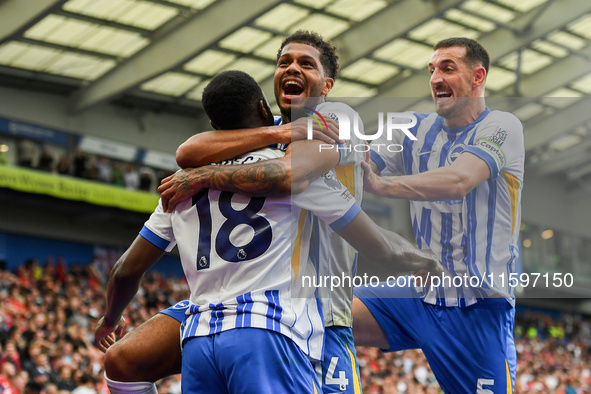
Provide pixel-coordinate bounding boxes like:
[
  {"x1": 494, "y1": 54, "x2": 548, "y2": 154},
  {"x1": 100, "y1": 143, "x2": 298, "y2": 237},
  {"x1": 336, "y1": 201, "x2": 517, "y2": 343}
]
[
  {"x1": 210, "y1": 120, "x2": 219, "y2": 130},
  {"x1": 321, "y1": 77, "x2": 334, "y2": 96},
  {"x1": 258, "y1": 99, "x2": 269, "y2": 120},
  {"x1": 473, "y1": 66, "x2": 486, "y2": 88}
]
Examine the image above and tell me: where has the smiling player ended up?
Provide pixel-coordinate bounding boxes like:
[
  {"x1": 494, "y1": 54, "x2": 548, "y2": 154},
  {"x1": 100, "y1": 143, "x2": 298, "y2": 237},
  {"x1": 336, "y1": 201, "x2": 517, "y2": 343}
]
[{"x1": 355, "y1": 37, "x2": 524, "y2": 394}]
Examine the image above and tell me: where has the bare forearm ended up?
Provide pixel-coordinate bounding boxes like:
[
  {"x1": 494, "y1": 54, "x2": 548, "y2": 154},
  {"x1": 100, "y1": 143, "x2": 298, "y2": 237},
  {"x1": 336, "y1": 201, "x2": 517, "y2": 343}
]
[
  {"x1": 103, "y1": 237, "x2": 165, "y2": 325},
  {"x1": 372, "y1": 169, "x2": 468, "y2": 201},
  {"x1": 103, "y1": 261, "x2": 143, "y2": 325},
  {"x1": 176, "y1": 126, "x2": 288, "y2": 168},
  {"x1": 366, "y1": 152, "x2": 491, "y2": 201},
  {"x1": 338, "y1": 212, "x2": 437, "y2": 273}
]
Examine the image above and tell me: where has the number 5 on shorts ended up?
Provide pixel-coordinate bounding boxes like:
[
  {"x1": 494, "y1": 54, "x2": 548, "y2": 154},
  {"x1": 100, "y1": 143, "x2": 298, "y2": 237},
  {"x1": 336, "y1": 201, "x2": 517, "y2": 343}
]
[
  {"x1": 477, "y1": 378, "x2": 494, "y2": 394},
  {"x1": 326, "y1": 357, "x2": 349, "y2": 391}
]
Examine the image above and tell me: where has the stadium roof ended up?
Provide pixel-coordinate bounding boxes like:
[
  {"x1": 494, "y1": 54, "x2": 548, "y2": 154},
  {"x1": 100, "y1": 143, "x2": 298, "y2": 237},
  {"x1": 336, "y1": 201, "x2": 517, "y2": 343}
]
[{"x1": 1, "y1": 0, "x2": 590, "y2": 193}]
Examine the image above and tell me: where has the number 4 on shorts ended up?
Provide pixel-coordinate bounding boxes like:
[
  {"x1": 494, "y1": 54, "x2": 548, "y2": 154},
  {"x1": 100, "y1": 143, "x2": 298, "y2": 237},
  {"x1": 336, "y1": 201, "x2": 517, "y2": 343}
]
[{"x1": 325, "y1": 357, "x2": 349, "y2": 391}]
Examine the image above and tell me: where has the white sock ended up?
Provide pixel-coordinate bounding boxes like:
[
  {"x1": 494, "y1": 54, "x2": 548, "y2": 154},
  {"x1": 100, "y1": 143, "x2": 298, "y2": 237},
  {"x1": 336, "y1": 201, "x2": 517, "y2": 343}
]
[{"x1": 105, "y1": 374, "x2": 158, "y2": 394}]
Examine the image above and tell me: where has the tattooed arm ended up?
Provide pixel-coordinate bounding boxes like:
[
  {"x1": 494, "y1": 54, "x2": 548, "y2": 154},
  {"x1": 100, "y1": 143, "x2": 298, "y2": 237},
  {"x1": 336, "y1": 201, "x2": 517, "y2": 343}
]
[
  {"x1": 158, "y1": 140, "x2": 339, "y2": 212},
  {"x1": 158, "y1": 160, "x2": 290, "y2": 212}
]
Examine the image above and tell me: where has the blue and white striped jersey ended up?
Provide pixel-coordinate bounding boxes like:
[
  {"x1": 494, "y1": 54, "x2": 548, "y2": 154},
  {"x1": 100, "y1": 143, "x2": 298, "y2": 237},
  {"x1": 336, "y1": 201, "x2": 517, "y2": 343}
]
[
  {"x1": 371, "y1": 108, "x2": 524, "y2": 307},
  {"x1": 140, "y1": 147, "x2": 361, "y2": 361}
]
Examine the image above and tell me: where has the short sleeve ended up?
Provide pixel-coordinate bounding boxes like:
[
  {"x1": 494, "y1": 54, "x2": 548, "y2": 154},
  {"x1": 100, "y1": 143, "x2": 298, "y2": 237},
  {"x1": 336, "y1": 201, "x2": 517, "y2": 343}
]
[
  {"x1": 292, "y1": 170, "x2": 361, "y2": 232},
  {"x1": 140, "y1": 199, "x2": 177, "y2": 252},
  {"x1": 463, "y1": 111, "x2": 524, "y2": 181}
]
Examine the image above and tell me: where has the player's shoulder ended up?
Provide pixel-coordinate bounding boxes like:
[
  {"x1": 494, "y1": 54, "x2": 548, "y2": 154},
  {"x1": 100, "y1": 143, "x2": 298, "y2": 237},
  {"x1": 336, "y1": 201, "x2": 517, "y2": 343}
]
[
  {"x1": 485, "y1": 110, "x2": 523, "y2": 131},
  {"x1": 315, "y1": 101, "x2": 358, "y2": 121},
  {"x1": 316, "y1": 100, "x2": 354, "y2": 111},
  {"x1": 415, "y1": 112, "x2": 438, "y2": 123}
]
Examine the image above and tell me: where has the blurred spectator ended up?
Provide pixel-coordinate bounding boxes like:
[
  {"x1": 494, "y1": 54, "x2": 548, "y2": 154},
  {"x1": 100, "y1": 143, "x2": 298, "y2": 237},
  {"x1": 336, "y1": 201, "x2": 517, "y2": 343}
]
[
  {"x1": 55, "y1": 257, "x2": 67, "y2": 284},
  {"x1": 44, "y1": 383, "x2": 59, "y2": 394},
  {"x1": 123, "y1": 163, "x2": 140, "y2": 190},
  {"x1": 110, "y1": 162, "x2": 124, "y2": 187},
  {"x1": 0, "y1": 362, "x2": 19, "y2": 393},
  {"x1": 0, "y1": 341, "x2": 21, "y2": 371},
  {"x1": 71, "y1": 373, "x2": 96, "y2": 394},
  {"x1": 37, "y1": 148, "x2": 54, "y2": 172},
  {"x1": 24, "y1": 380, "x2": 44, "y2": 394},
  {"x1": 25, "y1": 258, "x2": 43, "y2": 282},
  {"x1": 13, "y1": 370, "x2": 29, "y2": 393},
  {"x1": 17, "y1": 138, "x2": 38, "y2": 168},
  {"x1": 139, "y1": 166, "x2": 156, "y2": 193},
  {"x1": 0, "y1": 143, "x2": 7, "y2": 165},
  {"x1": 26, "y1": 351, "x2": 54, "y2": 386},
  {"x1": 95, "y1": 157, "x2": 111, "y2": 184},
  {"x1": 56, "y1": 155, "x2": 70, "y2": 176},
  {"x1": 86, "y1": 158, "x2": 99, "y2": 182},
  {"x1": 72, "y1": 149, "x2": 87, "y2": 179}
]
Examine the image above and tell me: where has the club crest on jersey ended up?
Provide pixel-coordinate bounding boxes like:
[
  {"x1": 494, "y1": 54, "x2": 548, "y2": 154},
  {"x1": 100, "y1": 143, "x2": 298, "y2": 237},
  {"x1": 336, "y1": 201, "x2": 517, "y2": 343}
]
[
  {"x1": 172, "y1": 300, "x2": 190, "y2": 309},
  {"x1": 323, "y1": 172, "x2": 342, "y2": 190},
  {"x1": 237, "y1": 249, "x2": 247, "y2": 260},
  {"x1": 198, "y1": 256, "x2": 208, "y2": 268},
  {"x1": 446, "y1": 143, "x2": 466, "y2": 165}
]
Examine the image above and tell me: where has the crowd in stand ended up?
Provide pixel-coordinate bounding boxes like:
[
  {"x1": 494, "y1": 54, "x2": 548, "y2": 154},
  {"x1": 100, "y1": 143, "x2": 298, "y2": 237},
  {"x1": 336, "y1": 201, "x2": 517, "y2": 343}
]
[
  {"x1": 8, "y1": 138, "x2": 173, "y2": 194},
  {"x1": 0, "y1": 258, "x2": 188, "y2": 394},
  {"x1": 1, "y1": 257, "x2": 590, "y2": 393}
]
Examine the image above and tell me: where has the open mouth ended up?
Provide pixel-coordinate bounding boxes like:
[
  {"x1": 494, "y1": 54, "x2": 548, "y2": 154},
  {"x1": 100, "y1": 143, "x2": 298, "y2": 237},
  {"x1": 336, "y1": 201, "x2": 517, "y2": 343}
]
[
  {"x1": 282, "y1": 79, "x2": 305, "y2": 97},
  {"x1": 435, "y1": 89, "x2": 452, "y2": 102}
]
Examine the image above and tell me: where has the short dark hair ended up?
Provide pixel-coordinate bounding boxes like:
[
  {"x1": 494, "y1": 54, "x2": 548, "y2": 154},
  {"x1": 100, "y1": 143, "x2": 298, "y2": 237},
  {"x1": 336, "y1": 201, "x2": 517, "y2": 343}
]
[
  {"x1": 433, "y1": 37, "x2": 490, "y2": 74},
  {"x1": 202, "y1": 70, "x2": 264, "y2": 130},
  {"x1": 277, "y1": 30, "x2": 339, "y2": 80}
]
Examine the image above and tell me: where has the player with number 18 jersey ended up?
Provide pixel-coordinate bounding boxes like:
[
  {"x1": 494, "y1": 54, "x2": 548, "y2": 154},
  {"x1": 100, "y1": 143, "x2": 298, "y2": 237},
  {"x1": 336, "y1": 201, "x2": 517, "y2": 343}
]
[{"x1": 140, "y1": 145, "x2": 361, "y2": 392}]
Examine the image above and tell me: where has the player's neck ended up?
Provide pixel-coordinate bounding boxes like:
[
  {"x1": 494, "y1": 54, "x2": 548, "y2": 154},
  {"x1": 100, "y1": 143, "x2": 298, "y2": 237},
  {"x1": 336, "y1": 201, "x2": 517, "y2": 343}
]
[
  {"x1": 280, "y1": 96, "x2": 326, "y2": 123},
  {"x1": 443, "y1": 97, "x2": 486, "y2": 127}
]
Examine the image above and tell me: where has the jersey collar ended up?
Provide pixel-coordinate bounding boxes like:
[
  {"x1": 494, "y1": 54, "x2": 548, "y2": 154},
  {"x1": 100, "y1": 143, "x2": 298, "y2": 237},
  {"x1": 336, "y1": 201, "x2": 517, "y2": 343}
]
[{"x1": 441, "y1": 107, "x2": 491, "y2": 135}]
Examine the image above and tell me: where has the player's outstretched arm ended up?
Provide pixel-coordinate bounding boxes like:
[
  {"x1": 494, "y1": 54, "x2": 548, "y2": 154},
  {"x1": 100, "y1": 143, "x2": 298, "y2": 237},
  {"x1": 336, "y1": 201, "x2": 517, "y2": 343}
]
[
  {"x1": 362, "y1": 152, "x2": 490, "y2": 201},
  {"x1": 336, "y1": 211, "x2": 440, "y2": 274},
  {"x1": 94, "y1": 235, "x2": 165, "y2": 351},
  {"x1": 176, "y1": 118, "x2": 341, "y2": 168},
  {"x1": 176, "y1": 125, "x2": 287, "y2": 168},
  {"x1": 159, "y1": 140, "x2": 340, "y2": 212}
]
